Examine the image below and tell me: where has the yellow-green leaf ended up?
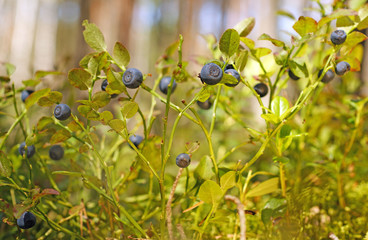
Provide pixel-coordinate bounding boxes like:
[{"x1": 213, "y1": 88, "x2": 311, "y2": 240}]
[{"x1": 247, "y1": 177, "x2": 279, "y2": 197}]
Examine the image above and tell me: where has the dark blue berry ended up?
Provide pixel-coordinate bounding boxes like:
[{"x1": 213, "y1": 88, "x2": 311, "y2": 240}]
[
  {"x1": 176, "y1": 153, "x2": 191, "y2": 168},
  {"x1": 224, "y1": 64, "x2": 235, "y2": 70},
  {"x1": 254, "y1": 83, "x2": 268, "y2": 97},
  {"x1": 318, "y1": 69, "x2": 335, "y2": 83},
  {"x1": 159, "y1": 77, "x2": 177, "y2": 95},
  {"x1": 200, "y1": 63, "x2": 223, "y2": 85},
  {"x1": 18, "y1": 142, "x2": 35, "y2": 158},
  {"x1": 224, "y1": 69, "x2": 241, "y2": 87},
  {"x1": 49, "y1": 145, "x2": 64, "y2": 160},
  {"x1": 129, "y1": 135, "x2": 144, "y2": 149},
  {"x1": 330, "y1": 30, "x2": 347, "y2": 45},
  {"x1": 54, "y1": 104, "x2": 71, "y2": 121},
  {"x1": 288, "y1": 69, "x2": 300, "y2": 81},
  {"x1": 335, "y1": 61, "x2": 350, "y2": 76},
  {"x1": 17, "y1": 211, "x2": 36, "y2": 229},
  {"x1": 21, "y1": 90, "x2": 34, "y2": 102},
  {"x1": 197, "y1": 99, "x2": 212, "y2": 110},
  {"x1": 101, "y1": 79, "x2": 118, "y2": 98},
  {"x1": 122, "y1": 68, "x2": 143, "y2": 89}
]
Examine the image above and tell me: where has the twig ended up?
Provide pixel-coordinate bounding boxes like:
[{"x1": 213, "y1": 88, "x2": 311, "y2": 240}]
[
  {"x1": 176, "y1": 224, "x2": 187, "y2": 240},
  {"x1": 166, "y1": 168, "x2": 184, "y2": 240},
  {"x1": 224, "y1": 195, "x2": 246, "y2": 240}
]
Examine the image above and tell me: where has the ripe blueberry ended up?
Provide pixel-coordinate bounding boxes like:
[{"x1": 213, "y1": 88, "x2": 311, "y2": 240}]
[
  {"x1": 318, "y1": 69, "x2": 335, "y2": 83},
  {"x1": 288, "y1": 69, "x2": 300, "y2": 81},
  {"x1": 200, "y1": 63, "x2": 223, "y2": 85},
  {"x1": 54, "y1": 104, "x2": 71, "y2": 121},
  {"x1": 254, "y1": 83, "x2": 268, "y2": 97},
  {"x1": 197, "y1": 99, "x2": 212, "y2": 110},
  {"x1": 129, "y1": 135, "x2": 144, "y2": 149},
  {"x1": 122, "y1": 68, "x2": 143, "y2": 89},
  {"x1": 330, "y1": 30, "x2": 347, "y2": 45},
  {"x1": 224, "y1": 64, "x2": 235, "y2": 70},
  {"x1": 17, "y1": 211, "x2": 36, "y2": 229},
  {"x1": 101, "y1": 79, "x2": 118, "y2": 98},
  {"x1": 335, "y1": 61, "x2": 351, "y2": 76},
  {"x1": 18, "y1": 142, "x2": 35, "y2": 158},
  {"x1": 176, "y1": 153, "x2": 191, "y2": 168},
  {"x1": 49, "y1": 145, "x2": 64, "y2": 160},
  {"x1": 21, "y1": 90, "x2": 34, "y2": 102},
  {"x1": 159, "y1": 77, "x2": 177, "y2": 95},
  {"x1": 224, "y1": 69, "x2": 241, "y2": 87}
]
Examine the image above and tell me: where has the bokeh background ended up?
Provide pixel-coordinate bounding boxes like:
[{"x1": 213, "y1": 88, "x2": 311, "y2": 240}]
[{"x1": 2, "y1": 0, "x2": 366, "y2": 89}]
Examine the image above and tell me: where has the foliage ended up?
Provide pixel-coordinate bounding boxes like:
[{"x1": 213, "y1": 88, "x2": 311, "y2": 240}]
[{"x1": 1, "y1": 1, "x2": 368, "y2": 239}]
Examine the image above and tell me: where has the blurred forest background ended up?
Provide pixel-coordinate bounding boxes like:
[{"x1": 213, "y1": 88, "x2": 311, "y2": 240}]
[{"x1": 3, "y1": 0, "x2": 366, "y2": 88}]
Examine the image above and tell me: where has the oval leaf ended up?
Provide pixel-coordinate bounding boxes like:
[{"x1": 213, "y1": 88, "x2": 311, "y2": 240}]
[
  {"x1": 271, "y1": 96, "x2": 289, "y2": 117},
  {"x1": 233, "y1": 17, "x2": 255, "y2": 37},
  {"x1": 247, "y1": 177, "x2": 279, "y2": 197},
  {"x1": 113, "y1": 42, "x2": 130, "y2": 68},
  {"x1": 68, "y1": 68, "x2": 92, "y2": 90},
  {"x1": 82, "y1": 20, "x2": 107, "y2": 52},
  {"x1": 292, "y1": 16, "x2": 317, "y2": 37},
  {"x1": 198, "y1": 180, "x2": 223, "y2": 205},
  {"x1": 121, "y1": 101, "x2": 139, "y2": 119},
  {"x1": 219, "y1": 29, "x2": 240, "y2": 57},
  {"x1": 220, "y1": 171, "x2": 236, "y2": 191}
]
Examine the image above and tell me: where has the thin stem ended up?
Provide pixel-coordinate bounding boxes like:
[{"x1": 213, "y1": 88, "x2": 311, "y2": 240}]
[
  {"x1": 225, "y1": 195, "x2": 246, "y2": 240},
  {"x1": 11, "y1": 84, "x2": 27, "y2": 138},
  {"x1": 0, "y1": 109, "x2": 27, "y2": 150}
]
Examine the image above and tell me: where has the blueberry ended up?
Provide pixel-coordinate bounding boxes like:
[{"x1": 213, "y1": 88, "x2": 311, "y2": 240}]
[
  {"x1": 122, "y1": 68, "x2": 143, "y2": 89},
  {"x1": 288, "y1": 69, "x2": 300, "y2": 81},
  {"x1": 224, "y1": 69, "x2": 241, "y2": 87},
  {"x1": 101, "y1": 79, "x2": 118, "y2": 98},
  {"x1": 224, "y1": 64, "x2": 235, "y2": 70},
  {"x1": 17, "y1": 211, "x2": 36, "y2": 229},
  {"x1": 197, "y1": 99, "x2": 212, "y2": 110},
  {"x1": 335, "y1": 61, "x2": 351, "y2": 76},
  {"x1": 254, "y1": 83, "x2": 268, "y2": 97},
  {"x1": 21, "y1": 90, "x2": 34, "y2": 102},
  {"x1": 200, "y1": 63, "x2": 223, "y2": 85},
  {"x1": 330, "y1": 30, "x2": 347, "y2": 45},
  {"x1": 318, "y1": 69, "x2": 335, "y2": 83},
  {"x1": 176, "y1": 153, "x2": 191, "y2": 168},
  {"x1": 159, "y1": 77, "x2": 177, "y2": 95},
  {"x1": 129, "y1": 135, "x2": 144, "y2": 149},
  {"x1": 49, "y1": 145, "x2": 64, "y2": 160},
  {"x1": 18, "y1": 142, "x2": 35, "y2": 158},
  {"x1": 54, "y1": 104, "x2": 71, "y2": 120}
]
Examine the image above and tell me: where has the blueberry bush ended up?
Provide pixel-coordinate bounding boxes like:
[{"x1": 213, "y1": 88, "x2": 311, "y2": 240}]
[{"x1": 1, "y1": 2, "x2": 368, "y2": 239}]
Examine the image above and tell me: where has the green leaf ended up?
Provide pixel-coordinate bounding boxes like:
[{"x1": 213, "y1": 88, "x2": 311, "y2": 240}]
[
  {"x1": 0, "y1": 76, "x2": 10, "y2": 82},
  {"x1": 271, "y1": 96, "x2": 289, "y2": 117},
  {"x1": 92, "y1": 91, "x2": 110, "y2": 109},
  {"x1": 108, "y1": 119, "x2": 125, "y2": 132},
  {"x1": 342, "y1": 31, "x2": 368, "y2": 49},
  {"x1": 194, "y1": 155, "x2": 215, "y2": 180},
  {"x1": 220, "y1": 73, "x2": 238, "y2": 86},
  {"x1": 68, "y1": 68, "x2": 92, "y2": 90},
  {"x1": 272, "y1": 156, "x2": 289, "y2": 164},
  {"x1": 100, "y1": 111, "x2": 114, "y2": 125},
  {"x1": 82, "y1": 20, "x2": 107, "y2": 52},
  {"x1": 121, "y1": 101, "x2": 139, "y2": 119},
  {"x1": 198, "y1": 180, "x2": 223, "y2": 205},
  {"x1": 247, "y1": 177, "x2": 279, "y2": 197},
  {"x1": 318, "y1": 9, "x2": 358, "y2": 27},
  {"x1": 197, "y1": 88, "x2": 211, "y2": 102},
  {"x1": 240, "y1": 37, "x2": 255, "y2": 49},
  {"x1": 0, "y1": 152, "x2": 12, "y2": 177},
  {"x1": 25, "y1": 88, "x2": 50, "y2": 109},
  {"x1": 37, "y1": 91, "x2": 63, "y2": 107},
  {"x1": 113, "y1": 42, "x2": 130, "y2": 68},
  {"x1": 22, "y1": 79, "x2": 41, "y2": 87},
  {"x1": 35, "y1": 70, "x2": 62, "y2": 80},
  {"x1": 37, "y1": 117, "x2": 53, "y2": 131},
  {"x1": 288, "y1": 60, "x2": 308, "y2": 78},
  {"x1": 235, "y1": 50, "x2": 248, "y2": 72},
  {"x1": 5, "y1": 63, "x2": 15, "y2": 76},
  {"x1": 336, "y1": 16, "x2": 356, "y2": 27},
  {"x1": 220, "y1": 171, "x2": 236, "y2": 191},
  {"x1": 140, "y1": 136, "x2": 162, "y2": 172},
  {"x1": 261, "y1": 113, "x2": 280, "y2": 124},
  {"x1": 279, "y1": 124, "x2": 292, "y2": 138},
  {"x1": 50, "y1": 129, "x2": 71, "y2": 144},
  {"x1": 219, "y1": 29, "x2": 240, "y2": 57},
  {"x1": 357, "y1": 16, "x2": 368, "y2": 30},
  {"x1": 233, "y1": 17, "x2": 255, "y2": 37},
  {"x1": 276, "y1": 10, "x2": 295, "y2": 20},
  {"x1": 106, "y1": 68, "x2": 126, "y2": 95},
  {"x1": 258, "y1": 34, "x2": 285, "y2": 47},
  {"x1": 252, "y1": 48, "x2": 272, "y2": 59},
  {"x1": 292, "y1": 16, "x2": 317, "y2": 37},
  {"x1": 77, "y1": 105, "x2": 100, "y2": 120}
]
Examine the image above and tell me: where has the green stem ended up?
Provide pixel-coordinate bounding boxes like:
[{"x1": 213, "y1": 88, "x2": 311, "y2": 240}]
[{"x1": 0, "y1": 109, "x2": 27, "y2": 150}]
